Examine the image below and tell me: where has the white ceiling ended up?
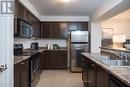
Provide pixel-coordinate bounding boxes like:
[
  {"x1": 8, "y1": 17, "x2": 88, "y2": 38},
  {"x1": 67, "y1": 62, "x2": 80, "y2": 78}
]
[
  {"x1": 111, "y1": 9, "x2": 130, "y2": 19},
  {"x1": 29, "y1": 0, "x2": 105, "y2": 16}
]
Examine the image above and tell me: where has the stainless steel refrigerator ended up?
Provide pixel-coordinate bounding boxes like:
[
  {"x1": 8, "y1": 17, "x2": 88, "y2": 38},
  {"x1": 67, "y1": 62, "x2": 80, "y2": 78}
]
[{"x1": 70, "y1": 31, "x2": 89, "y2": 72}]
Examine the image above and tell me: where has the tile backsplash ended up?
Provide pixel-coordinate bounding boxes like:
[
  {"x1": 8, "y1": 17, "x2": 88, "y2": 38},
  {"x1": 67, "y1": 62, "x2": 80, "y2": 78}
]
[{"x1": 14, "y1": 38, "x2": 67, "y2": 49}]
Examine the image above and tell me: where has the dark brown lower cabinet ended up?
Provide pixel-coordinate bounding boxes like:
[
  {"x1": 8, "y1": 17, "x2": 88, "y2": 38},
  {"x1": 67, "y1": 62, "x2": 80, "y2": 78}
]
[
  {"x1": 82, "y1": 57, "x2": 97, "y2": 87},
  {"x1": 40, "y1": 51, "x2": 45, "y2": 70},
  {"x1": 97, "y1": 67, "x2": 109, "y2": 87},
  {"x1": 108, "y1": 74, "x2": 129, "y2": 87},
  {"x1": 14, "y1": 59, "x2": 29, "y2": 87},
  {"x1": 40, "y1": 50, "x2": 67, "y2": 70},
  {"x1": 82, "y1": 55, "x2": 129, "y2": 87},
  {"x1": 82, "y1": 56, "x2": 108, "y2": 87}
]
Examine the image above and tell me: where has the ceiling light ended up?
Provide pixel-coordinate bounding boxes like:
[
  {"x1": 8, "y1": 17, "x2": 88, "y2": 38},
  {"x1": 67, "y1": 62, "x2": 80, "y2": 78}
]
[{"x1": 62, "y1": 0, "x2": 70, "y2": 3}]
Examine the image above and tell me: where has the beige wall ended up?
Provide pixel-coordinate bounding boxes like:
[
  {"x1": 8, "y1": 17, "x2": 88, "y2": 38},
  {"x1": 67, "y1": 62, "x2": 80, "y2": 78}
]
[{"x1": 102, "y1": 19, "x2": 130, "y2": 39}]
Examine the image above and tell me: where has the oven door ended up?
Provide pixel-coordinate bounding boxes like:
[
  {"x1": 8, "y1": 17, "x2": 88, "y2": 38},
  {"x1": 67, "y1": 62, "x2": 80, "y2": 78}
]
[{"x1": 30, "y1": 54, "x2": 40, "y2": 81}]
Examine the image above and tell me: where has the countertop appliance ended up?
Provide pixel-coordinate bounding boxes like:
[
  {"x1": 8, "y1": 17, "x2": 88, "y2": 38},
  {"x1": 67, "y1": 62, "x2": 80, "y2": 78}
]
[
  {"x1": 14, "y1": 44, "x2": 23, "y2": 56},
  {"x1": 31, "y1": 42, "x2": 39, "y2": 50},
  {"x1": 70, "y1": 31, "x2": 89, "y2": 72},
  {"x1": 18, "y1": 19, "x2": 33, "y2": 38}
]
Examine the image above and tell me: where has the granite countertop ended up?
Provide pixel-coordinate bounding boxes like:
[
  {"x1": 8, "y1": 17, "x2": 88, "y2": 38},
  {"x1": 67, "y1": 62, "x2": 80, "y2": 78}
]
[
  {"x1": 14, "y1": 56, "x2": 30, "y2": 65},
  {"x1": 14, "y1": 47, "x2": 68, "y2": 65},
  {"x1": 82, "y1": 53, "x2": 130, "y2": 86},
  {"x1": 100, "y1": 47, "x2": 130, "y2": 53}
]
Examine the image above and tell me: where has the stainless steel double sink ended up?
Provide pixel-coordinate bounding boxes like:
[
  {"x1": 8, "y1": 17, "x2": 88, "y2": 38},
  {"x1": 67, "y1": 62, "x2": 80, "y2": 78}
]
[{"x1": 93, "y1": 55, "x2": 130, "y2": 67}]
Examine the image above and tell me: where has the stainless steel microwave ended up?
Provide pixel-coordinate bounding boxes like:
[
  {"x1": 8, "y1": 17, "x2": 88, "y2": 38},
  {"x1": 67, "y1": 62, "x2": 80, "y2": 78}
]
[{"x1": 19, "y1": 20, "x2": 33, "y2": 38}]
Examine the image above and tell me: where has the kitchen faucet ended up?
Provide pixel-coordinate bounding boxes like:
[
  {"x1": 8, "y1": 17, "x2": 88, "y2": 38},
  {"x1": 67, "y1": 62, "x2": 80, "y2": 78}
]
[{"x1": 113, "y1": 51, "x2": 128, "y2": 62}]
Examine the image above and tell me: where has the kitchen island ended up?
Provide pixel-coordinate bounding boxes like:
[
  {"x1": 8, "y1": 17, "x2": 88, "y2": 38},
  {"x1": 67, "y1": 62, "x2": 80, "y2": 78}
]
[{"x1": 82, "y1": 53, "x2": 130, "y2": 87}]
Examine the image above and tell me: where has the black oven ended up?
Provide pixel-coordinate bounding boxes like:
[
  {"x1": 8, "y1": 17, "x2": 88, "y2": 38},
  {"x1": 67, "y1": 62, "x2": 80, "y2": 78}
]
[{"x1": 30, "y1": 53, "x2": 40, "y2": 85}]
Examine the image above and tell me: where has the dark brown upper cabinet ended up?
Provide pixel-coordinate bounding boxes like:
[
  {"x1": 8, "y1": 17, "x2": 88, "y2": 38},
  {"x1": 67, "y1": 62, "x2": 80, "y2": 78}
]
[
  {"x1": 32, "y1": 17, "x2": 41, "y2": 37},
  {"x1": 40, "y1": 22, "x2": 68, "y2": 38},
  {"x1": 15, "y1": 1, "x2": 24, "y2": 19},
  {"x1": 40, "y1": 22, "x2": 88, "y2": 38},
  {"x1": 14, "y1": 0, "x2": 40, "y2": 37}
]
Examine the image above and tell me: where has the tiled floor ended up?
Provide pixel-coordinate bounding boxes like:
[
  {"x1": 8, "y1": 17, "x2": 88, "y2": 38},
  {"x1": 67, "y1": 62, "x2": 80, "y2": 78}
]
[{"x1": 36, "y1": 70, "x2": 84, "y2": 87}]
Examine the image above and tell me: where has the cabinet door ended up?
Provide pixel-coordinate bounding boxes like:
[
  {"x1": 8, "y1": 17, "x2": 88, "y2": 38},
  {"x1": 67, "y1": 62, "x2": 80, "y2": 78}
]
[
  {"x1": 43, "y1": 50, "x2": 67, "y2": 69},
  {"x1": 40, "y1": 23, "x2": 51, "y2": 38},
  {"x1": 56, "y1": 51, "x2": 67, "y2": 69},
  {"x1": 40, "y1": 22, "x2": 68, "y2": 38},
  {"x1": 82, "y1": 57, "x2": 97, "y2": 87},
  {"x1": 50, "y1": 23, "x2": 60, "y2": 38},
  {"x1": 40, "y1": 52, "x2": 46, "y2": 70},
  {"x1": 17, "y1": 2, "x2": 24, "y2": 19},
  {"x1": 14, "y1": 62, "x2": 21, "y2": 87},
  {"x1": 86, "y1": 70, "x2": 97, "y2": 87},
  {"x1": 60, "y1": 23, "x2": 68, "y2": 38},
  {"x1": 41, "y1": 22, "x2": 61, "y2": 38},
  {"x1": 32, "y1": 17, "x2": 40, "y2": 37},
  {"x1": 14, "y1": 0, "x2": 18, "y2": 18},
  {"x1": 79, "y1": 22, "x2": 88, "y2": 31},
  {"x1": 97, "y1": 67, "x2": 109, "y2": 87},
  {"x1": 14, "y1": 60, "x2": 29, "y2": 87},
  {"x1": 20, "y1": 60, "x2": 29, "y2": 87},
  {"x1": 44, "y1": 51, "x2": 57, "y2": 69},
  {"x1": 23, "y1": 9, "x2": 28, "y2": 22},
  {"x1": 108, "y1": 75, "x2": 129, "y2": 87}
]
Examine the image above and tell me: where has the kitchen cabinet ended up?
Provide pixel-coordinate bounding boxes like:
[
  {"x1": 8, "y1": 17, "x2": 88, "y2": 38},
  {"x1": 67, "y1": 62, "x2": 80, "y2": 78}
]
[
  {"x1": 24, "y1": 9, "x2": 30, "y2": 22},
  {"x1": 82, "y1": 56, "x2": 109, "y2": 87},
  {"x1": 82, "y1": 57, "x2": 97, "y2": 87},
  {"x1": 14, "y1": 59, "x2": 29, "y2": 87},
  {"x1": 40, "y1": 22, "x2": 68, "y2": 38},
  {"x1": 32, "y1": 17, "x2": 41, "y2": 37},
  {"x1": 40, "y1": 51, "x2": 46, "y2": 70},
  {"x1": 97, "y1": 67, "x2": 109, "y2": 87},
  {"x1": 40, "y1": 22, "x2": 51, "y2": 38},
  {"x1": 40, "y1": 50, "x2": 67, "y2": 70},
  {"x1": 82, "y1": 55, "x2": 130, "y2": 87},
  {"x1": 40, "y1": 22, "x2": 88, "y2": 38},
  {"x1": 15, "y1": 1, "x2": 24, "y2": 19},
  {"x1": 45, "y1": 50, "x2": 58, "y2": 69},
  {"x1": 108, "y1": 75, "x2": 129, "y2": 87}
]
